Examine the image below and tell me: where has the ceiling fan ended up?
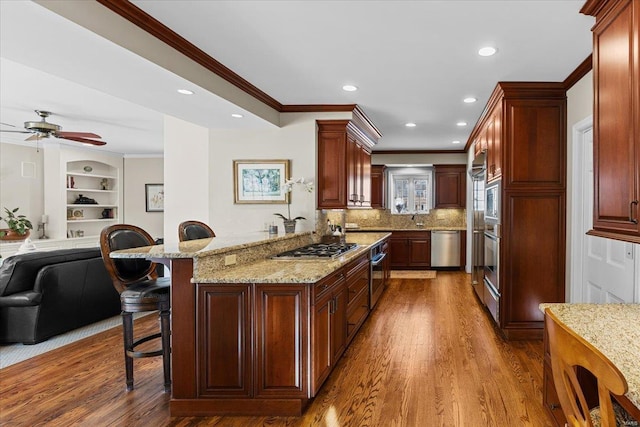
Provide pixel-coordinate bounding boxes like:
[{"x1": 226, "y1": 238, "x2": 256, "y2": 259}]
[{"x1": 0, "y1": 110, "x2": 106, "y2": 146}]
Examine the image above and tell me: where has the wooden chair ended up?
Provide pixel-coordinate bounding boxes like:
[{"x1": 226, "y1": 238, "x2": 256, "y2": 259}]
[
  {"x1": 545, "y1": 309, "x2": 634, "y2": 427},
  {"x1": 100, "y1": 224, "x2": 171, "y2": 392},
  {"x1": 178, "y1": 220, "x2": 215, "y2": 242}
]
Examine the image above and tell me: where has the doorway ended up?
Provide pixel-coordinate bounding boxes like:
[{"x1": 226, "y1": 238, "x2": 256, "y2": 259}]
[{"x1": 570, "y1": 116, "x2": 636, "y2": 303}]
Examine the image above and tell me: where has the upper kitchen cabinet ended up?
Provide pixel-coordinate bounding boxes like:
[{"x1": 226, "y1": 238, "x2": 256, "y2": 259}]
[
  {"x1": 317, "y1": 107, "x2": 381, "y2": 209},
  {"x1": 434, "y1": 164, "x2": 466, "y2": 208},
  {"x1": 582, "y1": 0, "x2": 640, "y2": 243},
  {"x1": 370, "y1": 165, "x2": 387, "y2": 209},
  {"x1": 471, "y1": 82, "x2": 567, "y2": 189}
]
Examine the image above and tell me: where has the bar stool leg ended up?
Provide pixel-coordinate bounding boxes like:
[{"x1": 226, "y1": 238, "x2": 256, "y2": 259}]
[
  {"x1": 122, "y1": 311, "x2": 134, "y2": 391},
  {"x1": 160, "y1": 308, "x2": 171, "y2": 393}
]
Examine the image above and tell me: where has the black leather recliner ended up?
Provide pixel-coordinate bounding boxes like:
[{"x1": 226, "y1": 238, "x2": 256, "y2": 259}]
[{"x1": 0, "y1": 248, "x2": 121, "y2": 344}]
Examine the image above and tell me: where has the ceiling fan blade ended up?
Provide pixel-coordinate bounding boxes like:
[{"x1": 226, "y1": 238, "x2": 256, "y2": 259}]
[
  {"x1": 57, "y1": 131, "x2": 102, "y2": 139},
  {"x1": 0, "y1": 129, "x2": 32, "y2": 134},
  {"x1": 1, "y1": 122, "x2": 19, "y2": 128},
  {"x1": 58, "y1": 135, "x2": 107, "y2": 146}
]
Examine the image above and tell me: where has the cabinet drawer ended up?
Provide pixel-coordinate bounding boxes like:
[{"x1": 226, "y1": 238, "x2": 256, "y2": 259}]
[
  {"x1": 543, "y1": 365, "x2": 566, "y2": 427},
  {"x1": 313, "y1": 269, "x2": 345, "y2": 304},
  {"x1": 347, "y1": 290, "x2": 369, "y2": 340},
  {"x1": 347, "y1": 270, "x2": 369, "y2": 306},
  {"x1": 345, "y1": 255, "x2": 369, "y2": 278}
]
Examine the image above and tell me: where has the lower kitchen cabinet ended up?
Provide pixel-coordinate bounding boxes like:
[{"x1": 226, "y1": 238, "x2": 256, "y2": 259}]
[
  {"x1": 389, "y1": 231, "x2": 430, "y2": 269},
  {"x1": 345, "y1": 255, "x2": 370, "y2": 344},
  {"x1": 312, "y1": 269, "x2": 347, "y2": 393},
  {"x1": 188, "y1": 250, "x2": 385, "y2": 415}
]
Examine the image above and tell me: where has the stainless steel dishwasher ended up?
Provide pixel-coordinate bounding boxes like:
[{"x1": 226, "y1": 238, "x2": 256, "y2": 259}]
[{"x1": 431, "y1": 230, "x2": 461, "y2": 267}]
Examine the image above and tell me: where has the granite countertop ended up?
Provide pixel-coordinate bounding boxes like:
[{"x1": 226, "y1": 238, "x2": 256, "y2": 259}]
[
  {"x1": 193, "y1": 232, "x2": 391, "y2": 284},
  {"x1": 109, "y1": 231, "x2": 315, "y2": 259},
  {"x1": 541, "y1": 303, "x2": 640, "y2": 412},
  {"x1": 110, "y1": 230, "x2": 392, "y2": 284}
]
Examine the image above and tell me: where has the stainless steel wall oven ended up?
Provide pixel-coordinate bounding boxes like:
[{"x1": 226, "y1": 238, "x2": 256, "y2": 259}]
[{"x1": 483, "y1": 180, "x2": 501, "y2": 323}]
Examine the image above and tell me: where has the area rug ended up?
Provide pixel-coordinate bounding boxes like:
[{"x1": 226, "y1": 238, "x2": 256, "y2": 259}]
[
  {"x1": 0, "y1": 312, "x2": 150, "y2": 369},
  {"x1": 390, "y1": 270, "x2": 437, "y2": 279}
]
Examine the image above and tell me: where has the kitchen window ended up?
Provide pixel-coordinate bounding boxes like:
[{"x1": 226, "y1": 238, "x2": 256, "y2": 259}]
[{"x1": 388, "y1": 167, "x2": 433, "y2": 214}]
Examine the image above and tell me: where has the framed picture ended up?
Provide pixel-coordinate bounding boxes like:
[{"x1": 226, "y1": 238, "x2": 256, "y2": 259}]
[
  {"x1": 145, "y1": 183, "x2": 164, "y2": 212},
  {"x1": 233, "y1": 159, "x2": 290, "y2": 204}
]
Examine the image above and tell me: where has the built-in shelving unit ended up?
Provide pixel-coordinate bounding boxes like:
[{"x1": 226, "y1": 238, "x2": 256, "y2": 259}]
[{"x1": 65, "y1": 161, "x2": 119, "y2": 239}]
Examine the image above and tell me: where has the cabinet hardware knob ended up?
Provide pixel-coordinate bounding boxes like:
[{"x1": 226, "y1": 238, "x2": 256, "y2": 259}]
[
  {"x1": 549, "y1": 403, "x2": 560, "y2": 410},
  {"x1": 630, "y1": 200, "x2": 639, "y2": 224}
]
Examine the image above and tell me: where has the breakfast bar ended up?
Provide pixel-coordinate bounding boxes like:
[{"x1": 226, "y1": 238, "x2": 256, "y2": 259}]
[
  {"x1": 110, "y1": 231, "x2": 391, "y2": 416},
  {"x1": 542, "y1": 303, "x2": 640, "y2": 424}
]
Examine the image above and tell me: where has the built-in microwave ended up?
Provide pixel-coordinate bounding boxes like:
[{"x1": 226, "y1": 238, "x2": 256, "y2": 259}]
[{"x1": 485, "y1": 181, "x2": 500, "y2": 222}]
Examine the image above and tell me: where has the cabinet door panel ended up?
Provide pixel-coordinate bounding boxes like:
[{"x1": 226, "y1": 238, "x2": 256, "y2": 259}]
[
  {"x1": 409, "y1": 239, "x2": 430, "y2": 266},
  {"x1": 503, "y1": 193, "x2": 565, "y2": 329},
  {"x1": 389, "y1": 238, "x2": 410, "y2": 268},
  {"x1": 197, "y1": 284, "x2": 251, "y2": 397},
  {"x1": 317, "y1": 131, "x2": 347, "y2": 208},
  {"x1": 592, "y1": 0, "x2": 640, "y2": 235},
  {"x1": 312, "y1": 291, "x2": 332, "y2": 395},
  {"x1": 370, "y1": 165, "x2": 386, "y2": 208},
  {"x1": 507, "y1": 101, "x2": 565, "y2": 187},
  {"x1": 255, "y1": 285, "x2": 307, "y2": 398},
  {"x1": 331, "y1": 286, "x2": 348, "y2": 362}
]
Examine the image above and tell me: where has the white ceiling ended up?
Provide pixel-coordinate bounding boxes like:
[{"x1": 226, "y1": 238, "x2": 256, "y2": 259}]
[{"x1": 0, "y1": 1, "x2": 594, "y2": 155}]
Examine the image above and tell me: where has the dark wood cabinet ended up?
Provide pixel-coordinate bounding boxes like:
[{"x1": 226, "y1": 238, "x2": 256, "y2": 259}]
[
  {"x1": 582, "y1": 0, "x2": 640, "y2": 243},
  {"x1": 389, "y1": 231, "x2": 430, "y2": 269},
  {"x1": 311, "y1": 268, "x2": 346, "y2": 394},
  {"x1": 370, "y1": 165, "x2": 387, "y2": 209},
  {"x1": 255, "y1": 285, "x2": 308, "y2": 398},
  {"x1": 344, "y1": 255, "x2": 370, "y2": 344},
  {"x1": 467, "y1": 82, "x2": 567, "y2": 340},
  {"x1": 317, "y1": 109, "x2": 381, "y2": 209},
  {"x1": 196, "y1": 284, "x2": 252, "y2": 397},
  {"x1": 434, "y1": 164, "x2": 466, "y2": 208}
]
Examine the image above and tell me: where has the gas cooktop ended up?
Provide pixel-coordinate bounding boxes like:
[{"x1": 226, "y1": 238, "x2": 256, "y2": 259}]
[{"x1": 273, "y1": 242, "x2": 358, "y2": 259}]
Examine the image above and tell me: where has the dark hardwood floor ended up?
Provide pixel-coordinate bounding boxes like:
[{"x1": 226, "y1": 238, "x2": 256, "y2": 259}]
[{"x1": 0, "y1": 272, "x2": 553, "y2": 426}]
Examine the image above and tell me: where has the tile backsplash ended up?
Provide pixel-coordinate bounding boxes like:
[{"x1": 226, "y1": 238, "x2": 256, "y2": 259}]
[{"x1": 316, "y1": 208, "x2": 465, "y2": 232}]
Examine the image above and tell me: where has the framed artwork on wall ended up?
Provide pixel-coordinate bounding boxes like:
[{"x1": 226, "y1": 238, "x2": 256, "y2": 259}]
[
  {"x1": 233, "y1": 159, "x2": 290, "y2": 204},
  {"x1": 145, "y1": 183, "x2": 164, "y2": 212}
]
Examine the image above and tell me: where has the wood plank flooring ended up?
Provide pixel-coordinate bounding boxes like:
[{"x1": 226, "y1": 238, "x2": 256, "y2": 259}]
[{"x1": 0, "y1": 272, "x2": 553, "y2": 426}]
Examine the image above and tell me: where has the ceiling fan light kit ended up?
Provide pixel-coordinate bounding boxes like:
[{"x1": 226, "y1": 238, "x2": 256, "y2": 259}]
[{"x1": 0, "y1": 110, "x2": 106, "y2": 146}]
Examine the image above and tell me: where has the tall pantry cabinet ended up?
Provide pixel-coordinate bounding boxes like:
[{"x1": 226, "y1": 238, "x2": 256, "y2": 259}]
[
  {"x1": 469, "y1": 82, "x2": 567, "y2": 340},
  {"x1": 581, "y1": 0, "x2": 640, "y2": 243}
]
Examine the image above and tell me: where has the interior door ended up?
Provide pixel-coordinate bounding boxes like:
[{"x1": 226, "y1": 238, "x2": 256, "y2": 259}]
[{"x1": 576, "y1": 124, "x2": 635, "y2": 303}]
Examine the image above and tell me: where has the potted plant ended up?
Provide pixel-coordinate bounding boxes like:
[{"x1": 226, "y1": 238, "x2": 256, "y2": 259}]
[
  {"x1": 274, "y1": 178, "x2": 314, "y2": 234},
  {"x1": 0, "y1": 207, "x2": 33, "y2": 241}
]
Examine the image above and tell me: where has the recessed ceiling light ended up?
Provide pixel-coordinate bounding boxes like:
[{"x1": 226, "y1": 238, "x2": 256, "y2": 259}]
[
  {"x1": 463, "y1": 97, "x2": 477, "y2": 103},
  {"x1": 342, "y1": 85, "x2": 358, "y2": 92},
  {"x1": 457, "y1": 121, "x2": 468, "y2": 127},
  {"x1": 452, "y1": 140, "x2": 461, "y2": 144},
  {"x1": 177, "y1": 89, "x2": 194, "y2": 95},
  {"x1": 478, "y1": 46, "x2": 497, "y2": 57},
  {"x1": 405, "y1": 122, "x2": 417, "y2": 128},
  {"x1": 231, "y1": 113, "x2": 243, "y2": 118}
]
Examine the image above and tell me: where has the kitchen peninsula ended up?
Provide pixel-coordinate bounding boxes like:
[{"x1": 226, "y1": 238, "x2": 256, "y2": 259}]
[{"x1": 110, "y1": 230, "x2": 391, "y2": 416}]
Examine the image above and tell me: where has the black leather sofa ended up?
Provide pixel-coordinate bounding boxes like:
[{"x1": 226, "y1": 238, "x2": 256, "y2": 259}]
[{"x1": 0, "y1": 247, "x2": 121, "y2": 344}]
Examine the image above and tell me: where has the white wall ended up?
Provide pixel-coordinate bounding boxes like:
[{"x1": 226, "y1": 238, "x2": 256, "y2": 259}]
[
  {"x1": 164, "y1": 115, "x2": 209, "y2": 247},
  {"x1": 566, "y1": 71, "x2": 593, "y2": 299},
  {"x1": 208, "y1": 111, "x2": 351, "y2": 235},
  {"x1": 0, "y1": 142, "x2": 44, "y2": 232},
  {"x1": 123, "y1": 156, "x2": 164, "y2": 240}
]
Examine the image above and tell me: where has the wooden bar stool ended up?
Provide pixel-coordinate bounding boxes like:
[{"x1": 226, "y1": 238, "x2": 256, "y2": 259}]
[
  {"x1": 545, "y1": 309, "x2": 635, "y2": 427},
  {"x1": 178, "y1": 220, "x2": 215, "y2": 241},
  {"x1": 100, "y1": 224, "x2": 171, "y2": 392}
]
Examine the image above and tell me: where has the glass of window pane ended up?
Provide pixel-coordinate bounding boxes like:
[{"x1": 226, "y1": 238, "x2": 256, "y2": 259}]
[
  {"x1": 414, "y1": 179, "x2": 428, "y2": 212},
  {"x1": 393, "y1": 179, "x2": 409, "y2": 213}
]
